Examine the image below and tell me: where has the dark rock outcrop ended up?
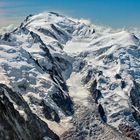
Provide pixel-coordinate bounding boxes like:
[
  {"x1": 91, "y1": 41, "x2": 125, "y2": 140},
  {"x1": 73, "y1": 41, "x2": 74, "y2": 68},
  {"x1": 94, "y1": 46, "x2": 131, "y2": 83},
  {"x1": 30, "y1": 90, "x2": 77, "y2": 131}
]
[
  {"x1": 119, "y1": 124, "x2": 140, "y2": 140},
  {"x1": 89, "y1": 79, "x2": 97, "y2": 93},
  {"x1": 42, "y1": 100, "x2": 60, "y2": 123},
  {"x1": 38, "y1": 28, "x2": 58, "y2": 40},
  {"x1": 98, "y1": 104, "x2": 107, "y2": 123},
  {"x1": 121, "y1": 81, "x2": 126, "y2": 89},
  {"x1": 115, "y1": 74, "x2": 122, "y2": 79},
  {"x1": 0, "y1": 84, "x2": 59, "y2": 140},
  {"x1": 49, "y1": 12, "x2": 61, "y2": 17},
  {"x1": 50, "y1": 89, "x2": 74, "y2": 116},
  {"x1": 82, "y1": 69, "x2": 93, "y2": 84},
  {"x1": 89, "y1": 79, "x2": 103, "y2": 103},
  {"x1": 92, "y1": 89, "x2": 102, "y2": 103},
  {"x1": 51, "y1": 24, "x2": 64, "y2": 36},
  {"x1": 50, "y1": 24, "x2": 70, "y2": 43},
  {"x1": 1, "y1": 33, "x2": 11, "y2": 42}
]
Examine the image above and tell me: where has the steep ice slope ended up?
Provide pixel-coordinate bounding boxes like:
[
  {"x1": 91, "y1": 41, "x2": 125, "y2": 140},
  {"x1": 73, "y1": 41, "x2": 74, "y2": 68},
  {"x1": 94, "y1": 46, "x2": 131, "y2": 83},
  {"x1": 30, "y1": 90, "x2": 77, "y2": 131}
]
[
  {"x1": 0, "y1": 12, "x2": 140, "y2": 139},
  {"x1": 63, "y1": 30, "x2": 140, "y2": 139},
  {"x1": 65, "y1": 29, "x2": 140, "y2": 124}
]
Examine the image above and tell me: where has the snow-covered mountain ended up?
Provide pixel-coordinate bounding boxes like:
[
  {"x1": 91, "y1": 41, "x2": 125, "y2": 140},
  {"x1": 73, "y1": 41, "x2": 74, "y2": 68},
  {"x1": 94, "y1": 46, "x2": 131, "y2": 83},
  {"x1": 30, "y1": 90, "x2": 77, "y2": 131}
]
[{"x1": 0, "y1": 12, "x2": 140, "y2": 140}]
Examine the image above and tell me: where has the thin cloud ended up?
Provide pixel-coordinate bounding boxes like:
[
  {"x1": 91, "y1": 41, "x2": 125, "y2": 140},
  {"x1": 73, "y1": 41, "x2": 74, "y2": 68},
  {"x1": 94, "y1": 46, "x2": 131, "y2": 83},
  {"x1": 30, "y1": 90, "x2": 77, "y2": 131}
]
[
  {"x1": 79, "y1": 18, "x2": 91, "y2": 25},
  {"x1": 0, "y1": 16, "x2": 23, "y2": 27},
  {"x1": 0, "y1": 1, "x2": 27, "y2": 27}
]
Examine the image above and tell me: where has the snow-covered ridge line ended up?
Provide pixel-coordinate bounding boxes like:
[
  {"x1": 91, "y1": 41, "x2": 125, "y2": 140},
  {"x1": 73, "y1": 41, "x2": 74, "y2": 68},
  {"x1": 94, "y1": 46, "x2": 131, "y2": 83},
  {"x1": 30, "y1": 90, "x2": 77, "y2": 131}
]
[{"x1": 0, "y1": 12, "x2": 140, "y2": 139}]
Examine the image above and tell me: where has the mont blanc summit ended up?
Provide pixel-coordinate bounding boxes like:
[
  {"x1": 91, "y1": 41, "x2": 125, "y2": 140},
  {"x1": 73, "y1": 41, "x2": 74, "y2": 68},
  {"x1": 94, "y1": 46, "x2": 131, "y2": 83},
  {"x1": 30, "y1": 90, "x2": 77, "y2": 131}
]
[{"x1": 0, "y1": 12, "x2": 140, "y2": 140}]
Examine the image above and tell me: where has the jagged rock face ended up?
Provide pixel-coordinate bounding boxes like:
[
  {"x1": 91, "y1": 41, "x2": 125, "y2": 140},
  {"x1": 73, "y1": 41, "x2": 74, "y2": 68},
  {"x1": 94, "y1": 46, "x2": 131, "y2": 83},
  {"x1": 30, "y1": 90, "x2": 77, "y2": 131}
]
[
  {"x1": 119, "y1": 124, "x2": 140, "y2": 140},
  {"x1": 50, "y1": 90, "x2": 74, "y2": 116},
  {"x1": 78, "y1": 29, "x2": 140, "y2": 130},
  {"x1": 0, "y1": 84, "x2": 59, "y2": 140},
  {"x1": 130, "y1": 81, "x2": 140, "y2": 126},
  {"x1": 0, "y1": 12, "x2": 140, "y2": 139},
  {"x1": 42, "y1": 100, "x2": 60, "y2": 123}
]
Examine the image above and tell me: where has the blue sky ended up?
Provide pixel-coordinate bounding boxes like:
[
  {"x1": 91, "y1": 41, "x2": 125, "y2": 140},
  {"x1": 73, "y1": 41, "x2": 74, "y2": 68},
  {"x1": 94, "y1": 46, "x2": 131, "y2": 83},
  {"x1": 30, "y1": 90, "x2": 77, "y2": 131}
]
[{"x1": 0, "y1": 0, "x2": 140, "y2": 28}]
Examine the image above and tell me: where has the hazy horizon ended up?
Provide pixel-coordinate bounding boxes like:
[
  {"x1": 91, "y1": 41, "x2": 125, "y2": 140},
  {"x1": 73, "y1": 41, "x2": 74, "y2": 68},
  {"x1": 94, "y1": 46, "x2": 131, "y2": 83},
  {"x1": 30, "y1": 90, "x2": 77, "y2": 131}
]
[{"x1": 0, "y1": 0, "x2": 140, "y2": 28}]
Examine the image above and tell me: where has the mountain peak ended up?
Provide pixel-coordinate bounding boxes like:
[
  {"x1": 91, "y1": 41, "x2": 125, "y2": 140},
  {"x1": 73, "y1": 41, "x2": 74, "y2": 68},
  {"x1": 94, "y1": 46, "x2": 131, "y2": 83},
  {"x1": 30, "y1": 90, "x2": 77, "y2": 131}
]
[{"x1": 0, "y1": 12, "x2": 140, "y2": 140}]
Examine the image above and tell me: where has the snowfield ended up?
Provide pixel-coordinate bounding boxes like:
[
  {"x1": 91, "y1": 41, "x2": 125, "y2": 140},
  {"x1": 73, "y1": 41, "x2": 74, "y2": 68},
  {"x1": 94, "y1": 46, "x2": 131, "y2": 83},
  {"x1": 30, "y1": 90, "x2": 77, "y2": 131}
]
[{"x1": 0, "y1": 12, "x2": 140, "y2": 140}]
